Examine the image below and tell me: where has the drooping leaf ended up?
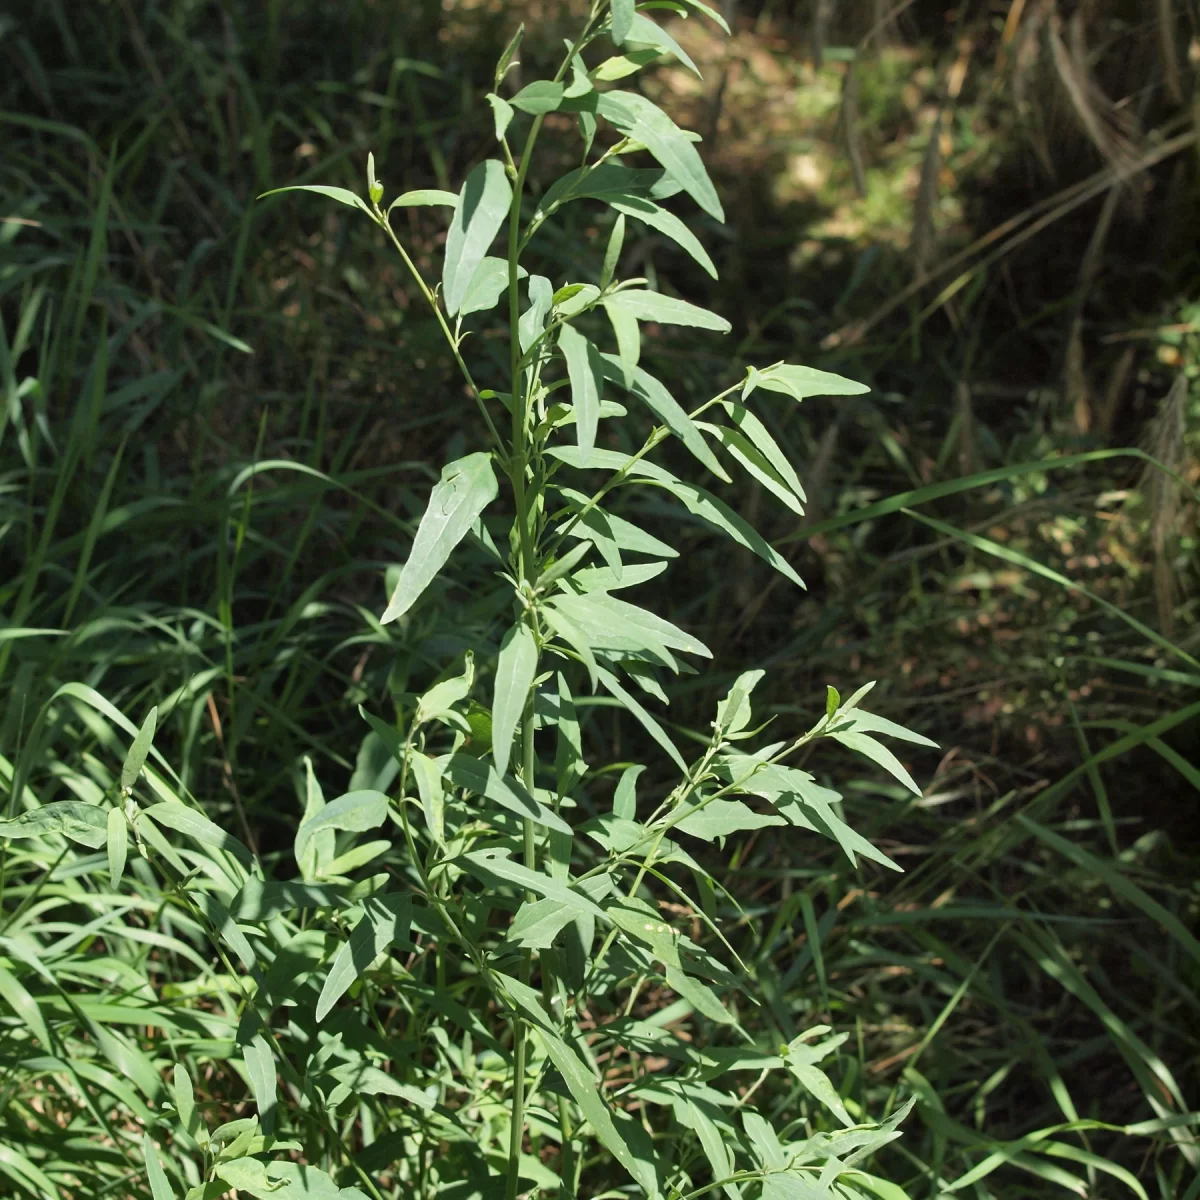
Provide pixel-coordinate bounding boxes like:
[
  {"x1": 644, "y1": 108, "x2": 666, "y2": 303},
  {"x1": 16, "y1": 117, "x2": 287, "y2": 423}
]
[
  {"x1": 121, "y1": 705, "x2": 158, "y2": 792},
  {"x1": 408, "y1": 749, "x2": 446, "y2": 846},
  {"x1": 442, "y1": 160, "x2": 513, "y2": 316},
  {"x1": 0, "y1": 801, "x2": 108, "y2": 848},
  {"x1": 605, "y1": 289, "x2": 730, "y2": 332},
  {"x1": 172, "y1": 1064, "x2": 198, "y2": 1139},
  {"x1": 492, "y1": 619, "x2": 538, "y2": 779},
  {"x1": 604, "y1": 298, "x2": 641, "y2": 386},
  {"x1": 827, "y1": 729, "x2": 924, "y2": 796},
  {"x1": 558, "y1": 324, "x2": 604, "y2": 456},
  {"x1": 596, "y1": 91, "x2": 724, "y2": 221},
  {"x1": 441, "y1": 753, "x2": 571, "y2": 834},
  {"x1": 382, "y1": 453, "x2": 499, "y2": 623},
  {"x1": 699, "y1": 420, "x2": 805, "y2": 515},
  {"x1": 657, "y1": 477, "x2": 807, "y2": 589},
  {"x1": 609, "y1": 195, "x2": 717, "y2": 278},
  {"x1": 554, "y1": 486, "x2": 678, "y2": 562},
  {"x1": 666, "y1": 967, "x2": 734, "y2": 1024},
  {"x1": 596, "y1": 666, "x2": 686, "y2": 771},
  {"x1": 501, "y1": 976, "x2": 661, "y2": 1197},
  {"x1": 315, "y1": 892, "x2": 412, "y2": 1021},
  {"x1": 597, "y1": 356, "x2": 730, "y2": 481},
  {"x1": 720, "y1": 401, "x2": 807, "y2": 503},
  {"x1": 625, "y1": 12, "x2": 700, "y2": 75},
  {"x1": 519, "y1": 275, "x2": 554, "y2": 354}
]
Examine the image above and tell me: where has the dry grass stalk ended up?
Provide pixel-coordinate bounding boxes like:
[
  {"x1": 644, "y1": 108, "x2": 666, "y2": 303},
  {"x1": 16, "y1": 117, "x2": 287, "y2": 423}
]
[{"x1": 1139, "y1": 375, "x2": 1189, "y2": 634}]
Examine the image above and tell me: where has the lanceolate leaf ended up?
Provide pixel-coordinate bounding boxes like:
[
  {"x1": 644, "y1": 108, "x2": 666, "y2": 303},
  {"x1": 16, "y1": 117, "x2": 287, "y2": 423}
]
[
  {"x1": 596, "y1": 91, "x2": 723, "y2": 221},
  {"x1": 500, "y1": 976, "x2": 661, "y2": 1198},
  {"x1": 462, "y1": 849, "x2": 607, "y2": 916},
  {"x1": 548, "y1": 591, "x2": 711, "y2": 659},
  {"x1": 610, "y1": 0, "x2": 635, "y2": 44},
  {"x1": 316, "y1": 893, "x2": 412, "y2": 1021},
  {"x1": 257, "y1": 184, "x2": 372, "y2": 216},
  {"x1": 748, "y1": 362, "x2": 870, "y2": 402},
  {"x1": 142, "y1": 803, "x2": 254, "y2": 866},
  {"x1": 597, "y1": 666, "x2": 686, "y2": 771},
  {"x1": 597, "y1": 356, "x2": 730, "y2": 481},
  {"x1": 441, "y1": 753, "x2": 571, "y2": 834},
  {"x1": 625, "y1": 12, "x2": 701, "y2": 76},
  {"x1": 605, "y1": 289, "x2": 730, "y2": 332},
  {"x1": 121, "y1": 705, "x2": 157, "y2": 792},
  {"x1": 609, "y1": 195, "x2": 718, "y2": 278},
  {"x1": 654, "y1": 478, "x2": 806, "y2": 589},
  {"x1": 0, "y1": 802, "x2": 108, "y2": 848},
  {"x1": 492, "y1": 619, "x2": 538, "y2": 778},
  {"x1": 510, "y1": 80, "x2": 566, "y2": 114},
  {"x1": 442, "y1": 160, "x2": 513, "y2": 316},
  {"x1": 459, "y1": 256, "x2": 525, "y2": 316},
  {"x1": 558, "y1": 324, "x2": 604, "y2": 456},
  {"x1": 720, "y1": 400, "x2": 807, "y2": 503},
  {"x1": 699, "y1": 421, "x2": 805, "y2": 515},
  {"x1": 386, "y1": 189, "x2": 458, "y2": 212},
  {"x1": 382, "y1": 453, "x2": 498, "y2": 623}
]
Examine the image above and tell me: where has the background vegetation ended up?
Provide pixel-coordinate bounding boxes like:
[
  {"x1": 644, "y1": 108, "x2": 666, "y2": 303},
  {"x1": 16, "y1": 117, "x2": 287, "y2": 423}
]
[{"x1": 1, "y1": 0, "x2": 1197, "y2": 1197}]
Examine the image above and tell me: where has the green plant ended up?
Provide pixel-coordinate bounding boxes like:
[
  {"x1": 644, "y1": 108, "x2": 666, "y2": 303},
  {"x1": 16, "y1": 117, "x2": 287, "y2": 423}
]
[{"x1": 10, "y1": 5, "x2": 940, "y2": 1198}]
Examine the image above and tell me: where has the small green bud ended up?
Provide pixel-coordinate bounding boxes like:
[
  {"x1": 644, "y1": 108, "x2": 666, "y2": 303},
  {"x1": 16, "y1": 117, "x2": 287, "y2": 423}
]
[{"x1": 369, "y1": 180, "x2": 384, "y2": 206}]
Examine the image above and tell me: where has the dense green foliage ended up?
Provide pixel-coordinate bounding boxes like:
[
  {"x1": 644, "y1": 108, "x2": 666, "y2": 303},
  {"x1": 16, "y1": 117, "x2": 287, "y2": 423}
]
[{"x1": 1, "y1": 2, "x2": 1198, "y2": 1199}]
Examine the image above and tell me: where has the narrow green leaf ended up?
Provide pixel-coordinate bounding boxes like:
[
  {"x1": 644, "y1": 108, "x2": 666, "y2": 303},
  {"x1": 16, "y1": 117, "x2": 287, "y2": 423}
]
[
  {"x1": 604, "y1": 298, "x2": 641, "y2": 386},
  {"x1": 142, "y1": 1134, "x2": 176, "y2": 1200},
  {"x1": 120, "y1": 705, "x2": 158, "y2": 792},
  {"x1": 243, "y1": 1034, "x2": 277, "y2": 1133},
  {"x1": 382, "y1": 452, "x2": 498, "y2": 622},
  {"x1": 142, "y1": 802, "x2": 253, "y2": 866},
  {"x1": 0, "y1": 963, "x2": 51, "y2": 1050},
  {"x1": 549, "y1": 590, "x2": 710, "y2": 658},
  {"x1": 626, "y1": 12, "x2": 700, "y2": 75},
  {"x1": 492, "y1": 619, "x2": 538, "y2": 779},
  {"x1": 716, "y1": 669, "x2": 765, "y2": 734},
  {"x1": 172, "y1": 1064, "x2": 197, "y2": 1138},
  {"x1": 442, "y1": 161, "x2": 513, "y2": 315},
  {"x1": 698, "y1": 420, "x2": 804, "y2": 514},
  {"x1": 719, "y1": 402, "x2": 806, "y2": 503},
  {"x1": 597, "y1": 666, "x2": 686, "y2": 771},
  {"x1": 106, "y1": 807, "x2": 128, "y2": 889},
  {"x1": 462, "y1": 849, "x2": 606, "y2": 915},
  {"x1": 601, "y1": 212, "x2": 626, "y2": 288},
  {"x1": 257, "y1": 184, "x2": 371, "y2": 216},
  {"x1": 316, "y1": 893, "x2": 412, "y2": 1021},
  {"x1": 591, "y1": 49, "x2": 661, "y2": 81},
  {"x1": 655, "y1": 477, "x2": 806, "y2": 589},
  {"x1": 827, "y1": 729, "x2": 924, "y2": 795},
  {"x1": 666, "y1": 967, "x2": 734, "y2": 1024},
  {"x1": 613, "y1": 763, "x2": 645, "y2": 819},
  {"x1": 500, "y1": 976, "x2": 661, "y2": 1197},
  {"x1": 494, "y1": 23, "x2": 524, "y2": 87},
  {"x1": 558, "y1": 324, "x2": 604, "y2": 456},
  {"x1": 408, "y1": 749, "x2": 446, "y2": 846},
  {"x1": 610, "y1": 195, "x2": 717, "y2": 278},
  {"x1": 752, "y1": 362, "x2": 870, "y2": 402},
  {"x1": 441, "y1": 753, "x2": 571, "y2": 834},
  {"x1": 597, "y1": 356, "x2": 730, "y2": 481},
  {"x1": 606, "y1": 289, "x2": 730, "y2": 332},
  {"x1": 597, "y1": 91, "x2": 723, "y2": 221},
  {"x1": 675, "y1": 798, "x2": 784, "y2": 841},
  {"x1": 385, "y1": 189, "x2": 458, "y2": 214},
  {"x1": 555, "y1": 486, "x2": 678, "y2": 563}
]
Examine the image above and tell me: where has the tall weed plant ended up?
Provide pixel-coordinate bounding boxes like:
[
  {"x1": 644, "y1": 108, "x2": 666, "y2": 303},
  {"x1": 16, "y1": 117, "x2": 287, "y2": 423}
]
[{"x1": 1, "y1": 5, "x2": 938, "y2": 1199}]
